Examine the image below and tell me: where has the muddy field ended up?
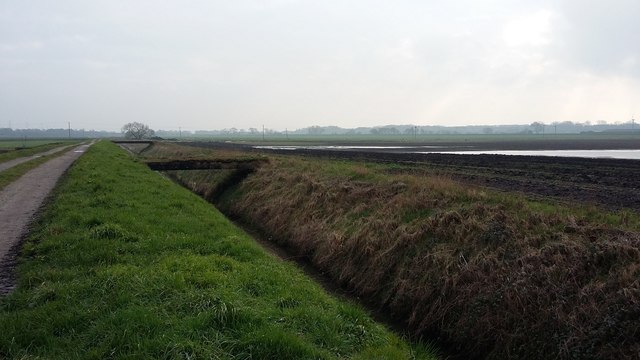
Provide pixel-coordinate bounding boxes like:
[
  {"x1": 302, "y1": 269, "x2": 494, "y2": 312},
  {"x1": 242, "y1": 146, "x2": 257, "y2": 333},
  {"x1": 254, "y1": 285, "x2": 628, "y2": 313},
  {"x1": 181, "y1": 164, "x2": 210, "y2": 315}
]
[{"x1": 184, "y1": 141, "x2": 640, "y2": 212}]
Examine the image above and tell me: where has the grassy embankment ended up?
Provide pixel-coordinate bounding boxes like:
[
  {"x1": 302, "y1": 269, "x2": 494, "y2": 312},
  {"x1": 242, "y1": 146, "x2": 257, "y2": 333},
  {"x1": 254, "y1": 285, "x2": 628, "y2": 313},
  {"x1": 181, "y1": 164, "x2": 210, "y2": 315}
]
[
  {"x1": 167, "y1": 145, "x2": 640, "y2": 359},
  {"x1": 0, "y1": 142, "x2": 79, "y2": 190},
  {"x1": 139, "y1": 141, "x2": 260, "y2": 162},
  {"x1": 0, "y1": 141, "x2": 435, "y2": 359}
]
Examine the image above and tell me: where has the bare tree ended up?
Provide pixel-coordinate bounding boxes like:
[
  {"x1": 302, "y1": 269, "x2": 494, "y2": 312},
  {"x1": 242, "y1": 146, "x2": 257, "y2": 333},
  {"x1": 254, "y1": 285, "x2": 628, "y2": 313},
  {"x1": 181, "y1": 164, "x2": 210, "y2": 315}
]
[
  {"x1": 530, "y1": 122, "x2": 545, "y2": 134},
  {"x1": 122, "y1": 122, "x2": 155, "y2": 139},
  {"x1": 308, "y1": 125, "x2": 325, "y2": 135}
]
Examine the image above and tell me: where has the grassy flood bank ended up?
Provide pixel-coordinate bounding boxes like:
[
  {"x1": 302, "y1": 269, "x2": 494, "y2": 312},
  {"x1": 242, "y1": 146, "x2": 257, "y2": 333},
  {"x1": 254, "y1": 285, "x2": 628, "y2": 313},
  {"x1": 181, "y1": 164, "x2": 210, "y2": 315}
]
[
  {"x1": 0, "y1": 141, "x2": 434, "y2": 359},
  {"x1": 165, "y1": 143, "x2": 640, "y2": 359}
]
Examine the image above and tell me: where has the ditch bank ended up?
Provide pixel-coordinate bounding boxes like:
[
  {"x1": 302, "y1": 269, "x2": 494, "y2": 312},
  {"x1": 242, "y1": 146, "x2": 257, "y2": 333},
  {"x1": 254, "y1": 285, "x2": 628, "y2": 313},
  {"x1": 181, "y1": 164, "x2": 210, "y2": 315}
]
[
  {"x1": 185, "y1": 141, "x2": 640, "y2": 211},
  {"x1": 162, "y1": 166, "x2": 450, "y2": 357},
  {"x1": 166, "y1": 155, "x2": 640, "y2": 360}
]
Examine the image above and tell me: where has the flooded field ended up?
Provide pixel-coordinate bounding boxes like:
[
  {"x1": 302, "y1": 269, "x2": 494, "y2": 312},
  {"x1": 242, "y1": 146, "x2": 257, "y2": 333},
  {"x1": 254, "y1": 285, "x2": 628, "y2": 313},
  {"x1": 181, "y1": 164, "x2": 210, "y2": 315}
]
[
  {"x1": 254, "y1": 146, "x2": 640, "y2": 160},
  {"x1": 429, "y1": 149, "x2": 640, "y2": 159}
]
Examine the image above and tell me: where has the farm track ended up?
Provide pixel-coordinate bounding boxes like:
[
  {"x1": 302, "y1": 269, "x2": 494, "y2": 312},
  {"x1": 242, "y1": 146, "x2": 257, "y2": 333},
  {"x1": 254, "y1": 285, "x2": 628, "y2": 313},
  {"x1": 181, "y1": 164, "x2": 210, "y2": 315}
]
[
  {"x1": 0, "y1": 143, "x2": 92, "y2": 295},
  {"x1": 185, "y1": 141, "x2": 640, "y2": 211},
  {"x1": 0, "y1": 145, "x2": 73, "y2": 173}
]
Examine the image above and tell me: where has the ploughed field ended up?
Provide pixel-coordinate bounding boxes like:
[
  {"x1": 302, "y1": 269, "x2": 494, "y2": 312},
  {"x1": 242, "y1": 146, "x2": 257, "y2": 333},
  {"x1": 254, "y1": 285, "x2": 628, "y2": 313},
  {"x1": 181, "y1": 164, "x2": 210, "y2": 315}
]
[{"x1": 185, "y1": 140, "x2": 640, "y2": 212}]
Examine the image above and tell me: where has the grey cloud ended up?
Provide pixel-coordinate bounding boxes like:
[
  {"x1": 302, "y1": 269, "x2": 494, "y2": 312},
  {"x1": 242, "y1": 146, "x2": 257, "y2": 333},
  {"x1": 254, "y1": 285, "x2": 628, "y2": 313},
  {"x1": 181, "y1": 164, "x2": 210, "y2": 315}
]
[
  {"x1": 556, "y1": 0, "x2": 640, "y2": 76},
  {"x1": 0, "y1": 1, "x2": 638, "y2": 131}
]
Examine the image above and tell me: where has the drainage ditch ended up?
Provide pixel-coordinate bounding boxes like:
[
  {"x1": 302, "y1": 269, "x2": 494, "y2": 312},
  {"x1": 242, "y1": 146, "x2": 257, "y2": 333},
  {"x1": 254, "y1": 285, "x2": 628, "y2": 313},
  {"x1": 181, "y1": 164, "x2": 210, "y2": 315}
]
[{"x1": 152, "y1": 160, "x2": 458, "y2": 359}]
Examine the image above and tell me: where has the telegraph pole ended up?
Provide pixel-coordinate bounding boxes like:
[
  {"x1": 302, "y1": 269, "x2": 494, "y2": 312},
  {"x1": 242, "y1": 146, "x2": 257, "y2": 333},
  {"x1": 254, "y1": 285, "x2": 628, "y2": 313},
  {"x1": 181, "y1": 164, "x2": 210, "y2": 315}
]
[{"x1": 68, "y1": 122, "x2": 71, "y2": 138}]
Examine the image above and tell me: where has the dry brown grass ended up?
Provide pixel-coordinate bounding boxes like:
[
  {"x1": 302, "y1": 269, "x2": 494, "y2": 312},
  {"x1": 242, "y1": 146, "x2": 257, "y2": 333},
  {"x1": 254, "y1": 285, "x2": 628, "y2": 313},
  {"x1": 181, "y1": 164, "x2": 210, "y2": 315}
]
[
  {"x1": 141, "y1": 141, "x2": 261, "y2": 161},
  {"x1": 173, "y1": 155, "x2": 640, "y2": 359},
  {"x1": 166, "y1": 169, "x2": 237, "y2": 202}
]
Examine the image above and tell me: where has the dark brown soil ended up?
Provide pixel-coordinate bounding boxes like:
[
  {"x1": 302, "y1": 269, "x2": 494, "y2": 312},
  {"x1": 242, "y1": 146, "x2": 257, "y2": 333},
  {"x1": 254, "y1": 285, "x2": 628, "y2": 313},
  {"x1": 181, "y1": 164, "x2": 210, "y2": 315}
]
[{"x1": 183, "y1": 141, "x2": 640, "y2": 212}]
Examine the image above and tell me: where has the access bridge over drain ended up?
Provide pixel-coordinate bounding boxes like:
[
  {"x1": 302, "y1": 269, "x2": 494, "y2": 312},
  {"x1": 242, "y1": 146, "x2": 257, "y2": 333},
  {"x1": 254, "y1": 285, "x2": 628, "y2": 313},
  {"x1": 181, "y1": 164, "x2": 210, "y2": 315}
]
[{"x1": 145, "y1": 158, "x2": 268, "y2": 203}]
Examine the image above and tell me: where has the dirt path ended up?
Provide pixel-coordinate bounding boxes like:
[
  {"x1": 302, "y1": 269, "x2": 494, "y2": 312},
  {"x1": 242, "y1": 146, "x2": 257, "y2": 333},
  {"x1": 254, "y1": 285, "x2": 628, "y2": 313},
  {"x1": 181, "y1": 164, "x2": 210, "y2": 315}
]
[
  {"x1": 0, "y1": 144, "x2": 73, "y2": 173},
  {"x1": 0, "y1": 143, "x2": 92, "y2": 295}
]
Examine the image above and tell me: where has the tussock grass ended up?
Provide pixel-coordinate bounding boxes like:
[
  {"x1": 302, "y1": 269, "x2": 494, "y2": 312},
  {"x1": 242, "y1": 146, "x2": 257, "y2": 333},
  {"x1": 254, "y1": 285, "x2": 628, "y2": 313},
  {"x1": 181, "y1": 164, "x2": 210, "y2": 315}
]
[
  {"x1": 0, "y1": 142, "x2": 434, "y2": 359},
  {"x1": 141, "y1": 141, "x2": 262, "y2": 162},
  {"x1": 174, "y1": 154, "x2": 640, "y2": 359},
  {"x1": 166, "y1": 169, "x2": 238, "y2": 203}
]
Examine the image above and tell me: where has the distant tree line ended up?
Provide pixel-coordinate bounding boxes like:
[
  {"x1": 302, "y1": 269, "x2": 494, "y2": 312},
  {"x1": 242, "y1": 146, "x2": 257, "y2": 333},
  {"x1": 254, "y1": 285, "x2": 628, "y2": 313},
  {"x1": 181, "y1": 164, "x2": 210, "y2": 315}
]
[
  {"x1": 0, "y1": 128, "x2": 120, "y2": 139},
  {"x1": 159, "y1": 121, "x2": 638, "y2": 137},
  {"x1": 2, "y1": 119, "x2": 637, "y2": 139},
  {"x1": 293, "y1": 120, "x2": 638, "y2": 136}
]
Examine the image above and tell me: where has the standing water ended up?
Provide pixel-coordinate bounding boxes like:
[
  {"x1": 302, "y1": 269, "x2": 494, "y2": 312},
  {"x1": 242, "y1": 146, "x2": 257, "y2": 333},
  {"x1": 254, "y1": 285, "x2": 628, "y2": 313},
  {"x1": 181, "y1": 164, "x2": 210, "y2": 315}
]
[{"x1": 253, "y1": 146, "x2": 640, "y2": 160}]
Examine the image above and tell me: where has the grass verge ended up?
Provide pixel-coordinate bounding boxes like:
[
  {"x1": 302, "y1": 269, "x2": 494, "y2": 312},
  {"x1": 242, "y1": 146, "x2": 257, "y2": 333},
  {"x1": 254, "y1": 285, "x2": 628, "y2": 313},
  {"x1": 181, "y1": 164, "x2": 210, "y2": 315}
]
[{"x1": 0, "y1": 141, "x2": 435, "y2": 359}]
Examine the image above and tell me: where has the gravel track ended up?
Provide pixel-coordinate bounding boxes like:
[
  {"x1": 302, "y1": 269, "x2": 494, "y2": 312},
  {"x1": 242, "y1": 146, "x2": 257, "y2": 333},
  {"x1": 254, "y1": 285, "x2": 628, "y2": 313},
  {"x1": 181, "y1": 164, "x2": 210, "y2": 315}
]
[
  {"x1": 0, "y1": 145, "x2": 73, "y2": 173},
  {"x1": 0, "y1": 143, "x2": 92, "y2": 295}
]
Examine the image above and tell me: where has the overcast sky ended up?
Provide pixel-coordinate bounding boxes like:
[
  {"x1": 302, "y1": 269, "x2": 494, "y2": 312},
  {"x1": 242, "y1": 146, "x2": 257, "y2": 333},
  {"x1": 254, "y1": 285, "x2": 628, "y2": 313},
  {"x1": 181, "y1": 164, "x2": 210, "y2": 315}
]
[{"x1": 1, "y1": 0, "x2": 638, "y2": 131}]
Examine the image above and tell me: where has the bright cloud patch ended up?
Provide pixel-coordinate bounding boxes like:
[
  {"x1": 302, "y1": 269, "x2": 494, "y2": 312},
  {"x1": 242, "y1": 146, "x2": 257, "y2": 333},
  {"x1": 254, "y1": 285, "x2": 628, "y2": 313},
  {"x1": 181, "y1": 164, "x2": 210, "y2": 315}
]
[{"x1": 503, "y1": 10, "x2": 555, "y2": 47}]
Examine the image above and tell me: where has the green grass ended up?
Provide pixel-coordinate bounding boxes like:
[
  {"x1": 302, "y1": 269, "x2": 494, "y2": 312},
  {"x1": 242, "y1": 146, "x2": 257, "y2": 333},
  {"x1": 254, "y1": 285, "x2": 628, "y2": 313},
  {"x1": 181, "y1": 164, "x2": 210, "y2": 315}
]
[
  {"x1": 0, "y1": 139, "x2": 65, "y2": 149},
  {"x1": 0, "y1": 141, "x2": 436, "y2": 359}
]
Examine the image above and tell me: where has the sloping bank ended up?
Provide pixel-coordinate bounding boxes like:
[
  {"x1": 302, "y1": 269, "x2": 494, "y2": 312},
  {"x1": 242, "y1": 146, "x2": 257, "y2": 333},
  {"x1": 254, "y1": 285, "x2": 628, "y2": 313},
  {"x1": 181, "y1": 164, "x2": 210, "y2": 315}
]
[
  {"x1": 0, "y1": 141, "x2": 434, "y2": 359},
  {"x1": 170, "y1": 155, "x2": 640, "y2": 359}
]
